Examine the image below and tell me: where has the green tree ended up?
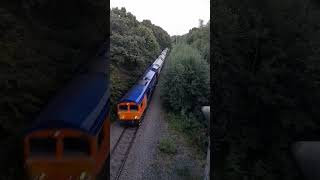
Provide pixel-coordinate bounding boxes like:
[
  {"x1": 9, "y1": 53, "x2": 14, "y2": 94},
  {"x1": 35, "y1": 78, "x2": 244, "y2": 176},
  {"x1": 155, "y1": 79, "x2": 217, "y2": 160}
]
[
  {"x1": 142, "y1": 19, "x2": 172, "y2": 50},
  {"x1": 179, "y1": 21, "x2": 210, "y2": 63},
  {"x1": 160, "y1": 43, "x2": 209, "y2": 152},
  {"x1": 161, "y1": 43, "x2": 209, "y2": 114},
  {"x1": 213, "y1": 0, "x2": 320, "y2": 179}
]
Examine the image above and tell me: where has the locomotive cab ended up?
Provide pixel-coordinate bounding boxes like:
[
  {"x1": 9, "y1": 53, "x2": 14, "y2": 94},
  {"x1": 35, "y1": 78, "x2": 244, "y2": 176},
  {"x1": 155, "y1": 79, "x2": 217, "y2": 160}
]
[
  {"x1": 117, "y1": 48, "x2": 168, "y2": 126},
  {"x1": 117, "y1": 96, "x2": 147, "y2": 123},
  {"x1": 23, "y1": 72, "x2": 110, "y2": 180},
  {"x1": 24, "y1": 130, "x2": 95, "y2": 180},
  {"x1": 24, "y1": 119, "x2": 110, "y2": 180}
]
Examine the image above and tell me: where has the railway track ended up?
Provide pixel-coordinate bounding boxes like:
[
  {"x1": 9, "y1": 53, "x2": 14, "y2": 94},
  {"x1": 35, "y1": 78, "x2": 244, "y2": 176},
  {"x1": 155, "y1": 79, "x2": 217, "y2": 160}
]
[{"x1": 110, "y1": 126, "x2": 139, "y2": 180}]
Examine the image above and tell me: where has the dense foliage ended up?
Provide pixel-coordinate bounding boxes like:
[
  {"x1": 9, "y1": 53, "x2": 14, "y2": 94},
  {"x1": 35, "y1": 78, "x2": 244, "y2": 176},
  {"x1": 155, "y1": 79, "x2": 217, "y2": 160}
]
[
  {"x1": 142, "y1": 19, "x2": 172, "y2": 50},
  {"x1": 111, "y1": 8, "x2": 160, "y2": 67},
  {"x1": 161, "y1": 40, "x2": 209, "y2": 152},
  {"x1": 213, "y1": 0, "x2": 320, "y2": 179},
  {"x1": 162, "y1": 44, "x2": 209, "y2": 113},
  {"x1": 172, "y1": 20, "x2": 210, "y2": 63},
  {"x1": 185, "y1": 22, "x2": 210, "y2": 63},
  {"x1": 110, "y1": 7, "x2": 171, "y2": 120}
]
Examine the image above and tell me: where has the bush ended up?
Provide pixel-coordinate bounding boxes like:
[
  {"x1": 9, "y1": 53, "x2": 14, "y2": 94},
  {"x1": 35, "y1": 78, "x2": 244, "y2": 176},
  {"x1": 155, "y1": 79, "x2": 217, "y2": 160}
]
[
  {"x1": 110, "y1": 7, "x2": 164, "y2": 67},
  {"x1": 167, "y1": 112, "x2": 208, "y2": 153},
  {"x1": 160, "y1": 37, "x2": 209, "y2": 155},
  {"x1": 158, "y1": 137, "x2": 177, "y2": 154},
  {"x1": 213, "y1": 0, "x2": 320, "y2": 179},
  {"x1": 161, "y1": 43, "x2": 209, "y2": 113}
]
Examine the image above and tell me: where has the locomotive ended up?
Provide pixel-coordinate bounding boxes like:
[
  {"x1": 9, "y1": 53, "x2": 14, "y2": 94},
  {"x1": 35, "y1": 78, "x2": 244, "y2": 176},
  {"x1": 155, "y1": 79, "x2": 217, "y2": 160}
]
[
  {"x1": 117, "y1": 48, "x2": 169, "y2": 125},
  {"x1": 23, "y1": 43, "x2": 110, "y2": 180}
]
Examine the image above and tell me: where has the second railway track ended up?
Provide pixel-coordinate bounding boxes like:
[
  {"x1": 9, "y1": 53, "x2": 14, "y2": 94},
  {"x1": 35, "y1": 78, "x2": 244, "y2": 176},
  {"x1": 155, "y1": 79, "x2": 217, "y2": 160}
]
[{"x1": 110, "y1": 126, "x2": 139, "y2": 180}]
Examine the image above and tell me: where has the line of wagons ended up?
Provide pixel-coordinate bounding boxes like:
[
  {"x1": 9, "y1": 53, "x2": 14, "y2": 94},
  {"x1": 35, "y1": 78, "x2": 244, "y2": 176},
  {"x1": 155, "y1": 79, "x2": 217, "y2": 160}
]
[
  {"x1": 117, "y1": 48, "x2": 169, "y2": 126},
  {"x1": 23, "y1": 48, "x2": 169, "y2": 180}
]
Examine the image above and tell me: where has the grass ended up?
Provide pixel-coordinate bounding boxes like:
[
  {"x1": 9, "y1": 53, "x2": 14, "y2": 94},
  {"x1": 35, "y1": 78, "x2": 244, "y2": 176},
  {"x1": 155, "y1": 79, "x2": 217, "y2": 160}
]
[
  {"x1": 176, "y1": 166, "x2": 191, "y2": 177},
  {"x1": 166, "y1": 112, "x2": 208, "y2": 157},
  {"x1": 158, "y1": 137, "x2": 177, "y2": 154}
]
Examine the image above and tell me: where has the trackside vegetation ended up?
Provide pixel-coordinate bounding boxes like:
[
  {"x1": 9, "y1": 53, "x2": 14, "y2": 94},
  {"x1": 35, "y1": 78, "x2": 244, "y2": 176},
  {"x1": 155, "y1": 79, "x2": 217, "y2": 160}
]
[
  {"x1": 213, "y1": 0, "x2": 320, "y2": 179},
  {"x1": 160, "y1": 22, "x2": 210, "y2": 154},
  {"x1": 158, "y1": 137, "x2": 177, "y2": 154}
]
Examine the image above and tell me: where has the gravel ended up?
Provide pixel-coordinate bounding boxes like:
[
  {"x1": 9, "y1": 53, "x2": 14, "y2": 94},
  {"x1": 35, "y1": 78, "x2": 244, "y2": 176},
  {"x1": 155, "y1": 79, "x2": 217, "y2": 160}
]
[{"x1": 116, "y1": 81, "x2": 167, "y2": 180}]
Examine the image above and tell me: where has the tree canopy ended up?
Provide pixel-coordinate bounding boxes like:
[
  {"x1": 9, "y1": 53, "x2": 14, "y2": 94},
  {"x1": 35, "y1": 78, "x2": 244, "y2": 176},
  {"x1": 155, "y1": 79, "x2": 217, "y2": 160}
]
[
  {"x1": 174, "y1": 20, "x2": 210, "y2": 63},
  {"x1": 161, "y1": 43, "x2": 209, "y2": 113},
  {"x1": 110, "y1": 7, "x2": 162, "y2": 67},
  {"x1": 142, "y1": 19, "x2": 172, "y2": 50},
  {"x1": 213, "y1": 0, "x2": 320, "y2": 179}
]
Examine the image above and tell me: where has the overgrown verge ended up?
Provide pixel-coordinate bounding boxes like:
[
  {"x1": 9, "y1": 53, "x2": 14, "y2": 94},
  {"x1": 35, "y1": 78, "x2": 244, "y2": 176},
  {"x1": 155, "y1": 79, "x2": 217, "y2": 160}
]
[
  {"x1": 160, "y1": 39, "x2": 210, "y2": 154},
  {"x1": 213, "y1": 0, "x2": 320, "y2": 179},
  {"x1": 158, "y1": 137, "x2": 177, "y2": 154},
  {"x1": 166, "y1": 112, "x2": 208, "y2": 154}
]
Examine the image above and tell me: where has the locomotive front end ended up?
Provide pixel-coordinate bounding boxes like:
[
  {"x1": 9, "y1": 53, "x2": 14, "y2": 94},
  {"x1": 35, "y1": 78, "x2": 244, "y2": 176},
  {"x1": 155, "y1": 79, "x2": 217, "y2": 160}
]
[
  {"x1": 117, "y1": 102, "x2": 141, "y2": 123},
  {"x1": 24, "y1": 130, "x2": 96, "y2": 180}
]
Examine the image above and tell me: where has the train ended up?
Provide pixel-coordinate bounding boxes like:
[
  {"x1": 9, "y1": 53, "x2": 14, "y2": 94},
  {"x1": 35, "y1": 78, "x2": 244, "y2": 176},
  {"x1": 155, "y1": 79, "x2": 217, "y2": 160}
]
[
  {"x1": 117, "y1": 48, "x2": 169, "y2": 126},
  {"x1": 151, "y1": 48, "x2": 169, "y2": 75},
  {"x1": 23, "y1": 45, "x2": 169, "y2": 179},
  {"x1": 23, "y1": 43, "x2": 110, "y2": 180}
]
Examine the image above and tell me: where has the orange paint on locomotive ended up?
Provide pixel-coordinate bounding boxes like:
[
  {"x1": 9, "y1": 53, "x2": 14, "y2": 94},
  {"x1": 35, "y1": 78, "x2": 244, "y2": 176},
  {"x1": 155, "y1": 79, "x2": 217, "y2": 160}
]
[
  {"x1": 117, "y1": 95, "x2": 147, "y2": 122},
  {"x1": 24, "y1": 115, "x2": 110, "y2": 180}
]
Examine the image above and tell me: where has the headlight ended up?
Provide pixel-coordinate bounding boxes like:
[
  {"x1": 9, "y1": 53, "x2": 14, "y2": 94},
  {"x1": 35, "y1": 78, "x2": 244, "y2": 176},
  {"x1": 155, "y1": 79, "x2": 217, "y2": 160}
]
[
  {"x1": 134, "y1": 116, "x2": 138, "y2": 119},
  {"x1": 80, "y1": 171, "x2": 91, "y2": 180},
  {"x1": 39, "y1": 173, "x2": 46, "y2": 180},
  {"x1": 33, "y1": 173, "x2": 46, "y2": 180}
]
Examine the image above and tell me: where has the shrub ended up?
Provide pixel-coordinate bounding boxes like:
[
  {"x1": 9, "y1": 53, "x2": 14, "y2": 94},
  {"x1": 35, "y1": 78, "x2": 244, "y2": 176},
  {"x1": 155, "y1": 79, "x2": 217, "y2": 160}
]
[
  {"x1": 158, "y1": 137, "x2": 177, "y2": 154},
  {"x1": 160, "y1": 43, "x2": 210, "y2": 113},
  {"x1": 167, "y1": 112, "x2": 208, "y2": 153}
]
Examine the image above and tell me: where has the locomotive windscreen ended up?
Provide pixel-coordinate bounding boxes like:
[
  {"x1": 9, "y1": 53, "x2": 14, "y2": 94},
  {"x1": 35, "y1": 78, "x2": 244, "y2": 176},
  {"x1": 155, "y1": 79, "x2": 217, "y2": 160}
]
[
  {"x1": 29, "y1": 137, "x2": 56, "y2": 157},
  {"x1": 119, "y1": 105, "x2": 128, "y2": 111},
  {"x1": 130, "y1": 105, "x2": 138, "y2": 111},
  {"x1": 63, "y1": 138, "x2": 90, "y2": 156}
]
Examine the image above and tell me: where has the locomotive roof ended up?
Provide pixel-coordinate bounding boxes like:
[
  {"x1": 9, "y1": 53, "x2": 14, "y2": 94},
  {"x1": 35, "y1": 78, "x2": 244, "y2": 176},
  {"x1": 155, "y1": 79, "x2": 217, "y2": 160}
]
[
  {"x1": 27, "y1": 72, "x2": 109, "y2": 136},
  {"x1": 120, "y1": 70, "x2": 156, "y2": 104},
  {"x1": 120, "y1": 84, "x2": 146, "y2": 104}
]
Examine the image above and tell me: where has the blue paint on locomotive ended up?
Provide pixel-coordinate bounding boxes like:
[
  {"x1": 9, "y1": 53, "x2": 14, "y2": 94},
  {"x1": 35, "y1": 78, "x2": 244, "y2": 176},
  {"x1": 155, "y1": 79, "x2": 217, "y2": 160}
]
[
  {"x1": 120, "y1": 84, "x2": 146, "y2": 104},
  {"x1": 120, "y1": 69, "x2": 157, "y2": 105},
  {"x1": 27, "y1": 72, "x2": 109, "y2": 136}
]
